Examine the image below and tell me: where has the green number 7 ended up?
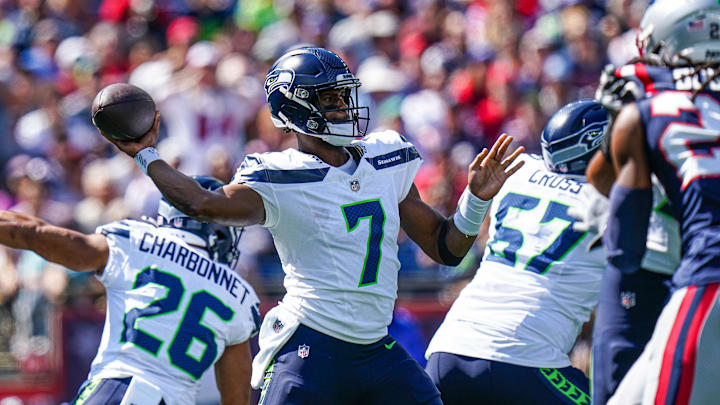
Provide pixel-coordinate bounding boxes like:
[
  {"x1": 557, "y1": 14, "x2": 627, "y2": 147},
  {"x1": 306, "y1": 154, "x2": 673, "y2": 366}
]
[{"x1": 341, "y1": 199, "x2": 386, "y2": 287}]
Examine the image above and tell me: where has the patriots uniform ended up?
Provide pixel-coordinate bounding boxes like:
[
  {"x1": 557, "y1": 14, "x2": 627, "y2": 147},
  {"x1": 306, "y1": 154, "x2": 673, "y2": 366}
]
[
  {"x1": 608, "y1": 82, "x2": 720, "y2": 405},
  {"x1": 636, "y1": 88, "x2": 720, "y2": 286},
  {"x1": 426, "y1": 154, "x2": 605, "y2": 368},
  {"x1": 592, "y1": 63, "x2": 682, "y2": 405},
  {"x1": 79, "y1": 219, "x2": 260, "y2": 405}
]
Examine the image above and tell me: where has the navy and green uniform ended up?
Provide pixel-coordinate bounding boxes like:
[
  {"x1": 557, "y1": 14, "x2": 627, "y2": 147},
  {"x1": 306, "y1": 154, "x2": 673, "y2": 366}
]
[
  {"x1": 426, "y1": 154, "x2": 604, "y2": 405},
  {"x1": 72, "y1": 220, "x2": 260, "y2": 405},
  {"x1": 233, "y1": 130, "x2": 440, "y2": 405}
]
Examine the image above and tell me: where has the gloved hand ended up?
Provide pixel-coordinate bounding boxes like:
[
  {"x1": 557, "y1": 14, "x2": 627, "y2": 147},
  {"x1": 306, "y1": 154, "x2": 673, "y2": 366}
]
[
  {"x1": 594, "y1": 64, "x2": 643, "y2": 117},
  {"x1": 568, "y1": 184, "x2": 609, "y2": 251}
]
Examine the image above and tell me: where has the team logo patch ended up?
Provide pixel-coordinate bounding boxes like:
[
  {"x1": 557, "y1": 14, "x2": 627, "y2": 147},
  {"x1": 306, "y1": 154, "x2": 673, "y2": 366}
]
[
  {"x1": 273, "y1": 319, "x2": 284, "y2": 333},
  {"x1": 350, "y1": 179, "x2": 360, "y2": 192},
  {"x1": 297, "y1": 344, "x2": 310, "y2": 359},
  {"x1": 621, "y1": 291, "x2": 637, "y2": 309}
]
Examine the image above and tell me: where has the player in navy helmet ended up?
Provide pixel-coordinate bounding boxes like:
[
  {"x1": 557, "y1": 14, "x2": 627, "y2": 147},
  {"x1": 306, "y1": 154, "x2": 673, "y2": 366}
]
[
  {"x1": 426, "y1": 100, "x2": 608, "y2": 405},
  {"x1": 264, "y1": 47, "x2": 369, "y2": 146},
  {"x1": 156, "y1": 176, "x2": 242, "y2": 266},
  {"x1": 100, "y1": 45, "x2": 526, "y2": 404},
  {"x1": 0, "y1": 176, "x2": 260, "y2": 405},
  {"x1": 602, "y1": 0, "x2": 720, "y2": 403},
  {"x1": 540, "y1": 99, "x2": 609, "y2": 175}
]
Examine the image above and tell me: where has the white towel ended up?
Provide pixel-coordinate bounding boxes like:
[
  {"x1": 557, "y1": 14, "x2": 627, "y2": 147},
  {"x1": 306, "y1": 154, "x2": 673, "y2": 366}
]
[{"x1": 250, "y1": 304, "x2": 301, "y2": 389}]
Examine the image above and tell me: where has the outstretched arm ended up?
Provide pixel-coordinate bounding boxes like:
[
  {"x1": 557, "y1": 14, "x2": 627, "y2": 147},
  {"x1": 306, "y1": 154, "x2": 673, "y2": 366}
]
[
  {"x1": 400, "y1": 134, "x2": 524, "y2": 265},
  {"x1": 603, "y1": 103, "x2": 653, "y2": 274},
  {"x1": 215, "y1": 341, "x2": 252, "y2": 405},
  {"x1": 0, "y1": 210, "x2": 109, "y2": 272},
  {"x1": 99, "y1": 113, "x2": 265, "y2": 227}
]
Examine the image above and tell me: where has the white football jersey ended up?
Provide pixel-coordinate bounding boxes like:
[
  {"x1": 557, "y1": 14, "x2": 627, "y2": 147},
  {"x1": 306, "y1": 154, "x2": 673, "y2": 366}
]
[
  {"x1": 232, "y1": 130, "x2": 421, "y2": 344},
  {"x1": 87, "y1": 219, "x2": 260, "y2": 405},
  {"x1": 426, "y1": 154, "x2": 605, "y2": 368}
]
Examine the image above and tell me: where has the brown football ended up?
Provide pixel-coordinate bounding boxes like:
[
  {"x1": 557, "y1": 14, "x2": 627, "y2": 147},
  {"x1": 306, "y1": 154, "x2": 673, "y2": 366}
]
[{"x1": 92, "y1": 83, "x2": 156, "y2": 141}]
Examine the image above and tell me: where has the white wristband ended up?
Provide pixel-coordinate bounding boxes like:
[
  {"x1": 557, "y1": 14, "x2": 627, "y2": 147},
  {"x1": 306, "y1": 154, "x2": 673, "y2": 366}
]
[
  {"x1": 453, "y1": 187, "x2": 492, "y2": 237},
  {"x1": 134, "y1": 147, "x2": 162, "y2": 174}
]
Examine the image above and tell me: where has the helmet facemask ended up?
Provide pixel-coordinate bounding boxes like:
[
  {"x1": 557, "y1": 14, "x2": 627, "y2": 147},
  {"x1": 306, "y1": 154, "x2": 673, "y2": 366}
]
[{"x1": 308, "y1": 85, "x2": 369, "y2": 145}]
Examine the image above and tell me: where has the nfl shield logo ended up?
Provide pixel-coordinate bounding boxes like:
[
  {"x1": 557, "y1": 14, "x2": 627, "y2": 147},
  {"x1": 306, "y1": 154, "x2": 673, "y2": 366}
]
[
  {"x1": 350, "y1": 179, "x2": 360, "y2": 192},
  {"x1": 297, "y1": 344, "x2": 310, "y2": 359},
  {"x1": 621, "y1": 291, "x2": 636, "y2": 309},
  {"x1": 273, "y1": 319, "x2": 284, "y2": 333}
]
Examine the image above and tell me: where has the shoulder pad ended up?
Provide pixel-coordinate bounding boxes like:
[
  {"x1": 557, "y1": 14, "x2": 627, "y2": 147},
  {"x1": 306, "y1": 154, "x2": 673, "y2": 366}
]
[
  {"x1": 361, "y1": 130, "x2": 421, "y2": 170},
  {"x1": 360, "y1": 130, "x2": 415, "y2": 157},
  {"x1": 232, "y1": 150, "x2": 331, "y2": 185},
  {"x1": 615, "y1": 64, "x2": 675, "y2": 96},
  {"x1": 96, "y1": 220, "x2": 136, "y2": 239}
]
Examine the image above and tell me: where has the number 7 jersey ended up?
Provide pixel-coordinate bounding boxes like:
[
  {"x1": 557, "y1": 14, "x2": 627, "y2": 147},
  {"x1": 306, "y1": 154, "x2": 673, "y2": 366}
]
[
  {"x1": 87, "y1": 219, "x2": 260, "y2": 405},
  {"x1": 427, "y1": 154, "x2": 605, "y2": 367},
  {"x1": 232, "y1": 130, "x2": 421, "y2": 344}
]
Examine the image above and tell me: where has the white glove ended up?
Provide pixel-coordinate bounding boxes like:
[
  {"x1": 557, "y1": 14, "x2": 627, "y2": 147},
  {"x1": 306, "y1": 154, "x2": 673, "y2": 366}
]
[
  {"x1": 568, "y1": 184, "x2": 609, "y2": 251},
  {"x1": 594, "y1": 64, "x2": 643, "y2": 116}
]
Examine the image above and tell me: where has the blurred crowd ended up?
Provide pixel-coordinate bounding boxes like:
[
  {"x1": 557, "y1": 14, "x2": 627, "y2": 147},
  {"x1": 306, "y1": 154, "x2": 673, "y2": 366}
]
[{"x1": 0, "y1": 0, "x2": 648, "y2": 391}]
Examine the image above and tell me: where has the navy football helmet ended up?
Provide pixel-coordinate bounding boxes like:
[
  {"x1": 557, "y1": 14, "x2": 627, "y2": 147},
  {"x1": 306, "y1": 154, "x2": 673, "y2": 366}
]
[
  {"x1": 540, "y1": 100, "x2": 609, "y2": 175},
  {"x1": 157, "y1": 176, "x2": 241, "y2": 265},
  {"x1": 264, "y1": 47, "x2": 369, "y2": 146}
]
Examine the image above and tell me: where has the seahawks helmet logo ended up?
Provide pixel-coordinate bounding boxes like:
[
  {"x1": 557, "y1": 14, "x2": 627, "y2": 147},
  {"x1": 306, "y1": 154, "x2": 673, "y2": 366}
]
[
  {"x1": 580, "y1": 122, "x2": 608, "y2": 150},
  {"x1": 265, "y1": 69, "x2": 295, "y2": 96}
]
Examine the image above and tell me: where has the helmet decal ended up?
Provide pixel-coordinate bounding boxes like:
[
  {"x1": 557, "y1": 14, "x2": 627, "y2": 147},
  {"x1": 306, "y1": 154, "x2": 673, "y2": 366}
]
[{"x1": 264, "y1": 69, "x2": 295, "y2": 98}]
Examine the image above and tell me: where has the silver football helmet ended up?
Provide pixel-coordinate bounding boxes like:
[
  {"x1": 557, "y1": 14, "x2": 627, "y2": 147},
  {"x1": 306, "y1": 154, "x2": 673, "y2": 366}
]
[{"x1": 637, "y1": 0, "x2": 720, "y2": 65}]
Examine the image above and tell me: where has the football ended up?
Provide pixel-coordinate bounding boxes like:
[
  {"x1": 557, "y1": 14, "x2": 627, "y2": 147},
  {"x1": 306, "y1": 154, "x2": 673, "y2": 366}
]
[{"x1": 91, "y1": 83, "x2": 157, "y2": 141}]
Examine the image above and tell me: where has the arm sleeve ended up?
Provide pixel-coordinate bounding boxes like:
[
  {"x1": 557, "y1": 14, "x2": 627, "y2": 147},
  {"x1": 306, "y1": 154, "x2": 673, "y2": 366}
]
[{"x1": 603, "y1": 184, "x2": 652, "y2": 274}]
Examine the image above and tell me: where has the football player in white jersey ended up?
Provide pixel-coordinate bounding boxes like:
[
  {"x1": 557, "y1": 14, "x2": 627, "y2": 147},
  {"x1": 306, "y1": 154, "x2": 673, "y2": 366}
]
[
  {"x1": 100, "y1": 46, "x2": 525, "y2": 404},
  {"x1": 0, "y1": 176, "x2": 260, "y2": 405},
  {"x1": 425, "y1": 100, "x2": 610, "y2": 405}
]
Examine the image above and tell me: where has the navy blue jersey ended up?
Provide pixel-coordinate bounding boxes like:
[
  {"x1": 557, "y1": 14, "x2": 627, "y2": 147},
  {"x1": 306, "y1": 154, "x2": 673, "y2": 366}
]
[{"x1": 637, "y1": 85, "x2": 720, "y2": 287}]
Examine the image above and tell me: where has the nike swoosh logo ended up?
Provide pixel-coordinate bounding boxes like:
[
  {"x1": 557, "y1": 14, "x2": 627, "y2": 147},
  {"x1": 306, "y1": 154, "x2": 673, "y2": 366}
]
[{"x1": 384, "y1": 341, "x2": 396, "y2": 350}]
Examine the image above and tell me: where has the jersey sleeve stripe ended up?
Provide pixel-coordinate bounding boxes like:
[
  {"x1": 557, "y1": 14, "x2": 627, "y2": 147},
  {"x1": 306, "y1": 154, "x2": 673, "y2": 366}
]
[
  {"x1": 365, "y1": 146, "x2": 420, "y2": 170},
  {"x1": 100, "y1": 226, "x2": 130, "y2": 239},
  {"x1": 235, "y1": 167, "x2": 330, "y2": 184}
]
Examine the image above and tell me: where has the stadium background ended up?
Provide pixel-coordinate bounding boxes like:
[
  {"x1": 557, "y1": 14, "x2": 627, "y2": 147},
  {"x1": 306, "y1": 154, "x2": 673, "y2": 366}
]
[{"x1": 0, "y1": 0, "x2": 646, "y2": 403}]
